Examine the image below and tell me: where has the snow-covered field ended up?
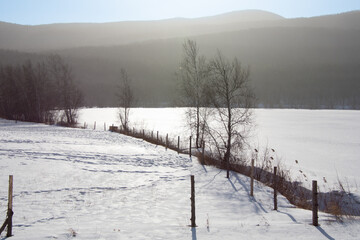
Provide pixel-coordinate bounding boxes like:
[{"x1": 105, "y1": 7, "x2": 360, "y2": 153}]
[
  {"x1": 78, "y1": 108, "x2": 360, "y2": 193},
  {"x1": 1, "y1": 118, "x2": 360, "y2": 239}
]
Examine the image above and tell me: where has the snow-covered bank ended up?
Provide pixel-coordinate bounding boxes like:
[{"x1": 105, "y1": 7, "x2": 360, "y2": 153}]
[{"x1": 1, "y1": 118, "x2": 359, "y2": 239}]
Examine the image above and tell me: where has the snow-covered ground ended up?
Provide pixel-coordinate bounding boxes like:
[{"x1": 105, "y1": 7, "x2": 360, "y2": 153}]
[
  {"x1": 1, "y1": 118, "x2": 359, "y2": 239},
  {"x1": 78, "y1": 108, "x2": 360, "y2": 194}
]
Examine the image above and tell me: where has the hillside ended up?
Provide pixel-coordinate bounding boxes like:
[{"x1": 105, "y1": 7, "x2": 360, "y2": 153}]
[{"x1": 0, "y1": 10, "x2": 360, "y2": 108}]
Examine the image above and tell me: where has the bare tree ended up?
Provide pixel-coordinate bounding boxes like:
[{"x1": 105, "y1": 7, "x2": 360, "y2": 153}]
[
  {"x1": 31, "y1": 61, "x2": 55, "y2": 123},
  {"x1": 117, "y1": 68, "x2": 134, "y2": 132},
  {"x1": 208, "y1": 51, "x2": 255, "y2": 178},
  {"x1": 47, "y1": 54, "x2": 83, "y2": 126},
  {"x1": 177, "y1": 39, "x2": 211, "y2": 148}
]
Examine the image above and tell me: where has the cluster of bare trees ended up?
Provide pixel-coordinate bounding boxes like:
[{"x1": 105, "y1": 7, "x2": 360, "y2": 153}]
[
  {"x1": 0, "y1": 55, "x2": 83, "y2": 125},
  {"x1": 178, "y1": 39, "x2": 255, "y2": 177}
]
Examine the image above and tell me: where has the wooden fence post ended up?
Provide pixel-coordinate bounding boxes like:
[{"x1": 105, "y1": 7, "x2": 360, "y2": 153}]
[
  {"x1": 84, "y1": 122, "x2": 86, "y2": 129},
  {"x1": 104, "y1": 122, "x2": 106, "y2": 131},
  {"x1": 250, "y1": 158, "x2": 254, "y2": 197},
  {"x1": 157, "y1": 131, "x2": 159, "y2": 145},
  {"x1": 7, "y1": 175, "x2": 13, "y2": 237},
  {"x1": 166, "y1": 134, "x2": 168, "y2": 150},
  {"x1": 273, "y1": 166, "x2": 278, "y2": 210},
  {"x1": 312, "y1": 180, "x2": 319, "y2": 226},
  {"x1": 190, "y1": 175, "x2": 196, "y2": 227},
  {"x1": 143, "y1": 129, "x2": 145, "y2": 138},
  {"x1": 177, "y1": 136, "x2": 180, "y2": 153},
  {"x1": 93, "y1": 121, "x2": 96, "y2": 130},
  {"x1": 151, "y1": 131, "x2": 154, "y2": 139},
  {"x1": 189, "y1": 136, "x2": 192, "y2": 157}
]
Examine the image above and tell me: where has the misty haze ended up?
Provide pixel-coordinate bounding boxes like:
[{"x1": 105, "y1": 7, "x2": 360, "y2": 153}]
[
  {"x1": 1, "y1": 10, "x2": 360, "y2": 108},
  {"x1": 1, "y1": 3, "x2": 360, "y2": 240}
]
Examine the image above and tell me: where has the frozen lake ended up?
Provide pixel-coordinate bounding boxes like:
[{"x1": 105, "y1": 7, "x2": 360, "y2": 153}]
[{"x1": 78, "y1": 108, "x2": 360, "y2": 193}]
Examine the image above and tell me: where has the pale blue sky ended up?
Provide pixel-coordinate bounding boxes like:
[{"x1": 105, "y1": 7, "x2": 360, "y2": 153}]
[{"x1": 0, "y1": 0, "x2": 359, "y2": 25}]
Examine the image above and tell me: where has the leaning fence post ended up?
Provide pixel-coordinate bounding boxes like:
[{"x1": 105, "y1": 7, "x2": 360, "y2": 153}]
[
  {"x1": 7, "y1": 175, "x2": 13, "y2": 237},
  {"x1": 177, "y1": 136, "x2": 180, "y2": 153},
  {"x1": 190, "y1": 175, "x2": 196, "y2": 227},
  {"x1": 273, "y1": 166, "x2": 278, "y2": 210},
  {"x1": 312, "y1": 180, "x2": 319, "y2": 226},
  {"x1": 250, "y1": 158, "x2": 254, "y2": 197},
  {"x1": 189, "y1": 136, "x2": 192, "y2": 157}
]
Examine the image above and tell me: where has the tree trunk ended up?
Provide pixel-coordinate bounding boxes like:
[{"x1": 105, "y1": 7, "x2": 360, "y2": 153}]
[
  {"x1": 196, "y1": 106, "x2": 200, "y2": 148},
  {"x1": 225, "y1": 102, "x2": 232, "y2": 178}
]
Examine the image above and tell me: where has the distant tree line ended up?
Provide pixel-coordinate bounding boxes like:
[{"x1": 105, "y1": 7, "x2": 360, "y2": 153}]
[
  {"x1": 0, "y1": 55, "x2": 83, "y2": 125},
  {"x1": 1, "y1": 45, "x2": 360, "y2": 109}
]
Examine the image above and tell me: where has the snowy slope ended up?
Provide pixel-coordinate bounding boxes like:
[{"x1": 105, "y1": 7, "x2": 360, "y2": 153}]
[{"x1": 0, "y1": 119, "x2": 359, "y2": 239}]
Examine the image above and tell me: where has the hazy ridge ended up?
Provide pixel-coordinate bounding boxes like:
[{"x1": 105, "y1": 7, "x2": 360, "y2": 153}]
[
  {"x1": 0, "y1": 10, "x2": 284, "y2": 51},
  {"x1": 0, "y1": 10, "x2": 359, "y2": 108}
]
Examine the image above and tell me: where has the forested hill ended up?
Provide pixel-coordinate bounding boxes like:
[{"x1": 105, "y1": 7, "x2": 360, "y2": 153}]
[
  {"x1": 0, "y1": 10, "x2": 360, "y2": 108},
  {"x1": 0, "y1": 10, "x2": 284, "y2": 51}
]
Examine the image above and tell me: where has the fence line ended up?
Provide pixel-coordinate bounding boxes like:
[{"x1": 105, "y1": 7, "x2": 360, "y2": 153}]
[{"x1": 72, "y1": 123, "x2": 359, "y2": 224}]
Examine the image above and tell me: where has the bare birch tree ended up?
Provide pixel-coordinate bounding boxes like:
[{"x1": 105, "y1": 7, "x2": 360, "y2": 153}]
[
  {"x1": 117, "y1": 68, "x2": 134, "y2": 132},
  {"x1": 178, "y1": 39, "x2": 211, "y2": 148},
  {"x1": 208, "y1": 51, "x2": 255, "y2": 178}
]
